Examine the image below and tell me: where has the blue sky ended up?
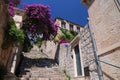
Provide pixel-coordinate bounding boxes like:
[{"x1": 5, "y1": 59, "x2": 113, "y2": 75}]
[{"x1": 18, "y1": 0, "x2": 88, "y2": 26}]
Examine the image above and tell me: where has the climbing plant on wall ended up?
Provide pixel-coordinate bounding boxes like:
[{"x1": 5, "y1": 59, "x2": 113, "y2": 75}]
[
  {"x1": 2, "y1": 0, "x2": 25, "y2": 49},
  {"x1": 2, "y1": 20, "x2": 25, "y2": 49},
  {"x1": 54, "y1": 27, "x2": 78, "y2": 44}
]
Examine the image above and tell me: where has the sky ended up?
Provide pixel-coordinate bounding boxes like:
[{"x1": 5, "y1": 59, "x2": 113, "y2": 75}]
[{"x1": 18, "y1": 0, "x2": 88, "y2": 26}]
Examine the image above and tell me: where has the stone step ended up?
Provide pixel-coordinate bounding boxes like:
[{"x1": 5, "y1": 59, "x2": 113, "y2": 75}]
[
  {"x1": 28, "y1": 77, "x2": 66, "y2": 80},
  {"x1": 30, "y1": 72, "x2": 63, "y2": 77},
  {"x1": 30, "y1": 70, "x2": 61, "y2": 73},
  {"x1": 50, "y1": 78, "x2": 67, "y2": 80},
  {"x1": 29, "y1": 77, "x2": 49, "y2": 80},
  {"x1": 20, "y1": 77, "x2": 28, "y2": 80},
  {"x1": 30, "y1": 75, "x2": 65, "y2": 78},
  {"x1": 37, "y1": 78, "x2": 49, "y2": 80}
]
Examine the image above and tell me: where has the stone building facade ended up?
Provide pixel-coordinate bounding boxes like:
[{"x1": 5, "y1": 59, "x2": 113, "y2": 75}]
[
  {"x1": 58, "y1": 25, "x2": 99, "y2": 80},
  {"x1": 40, "y1": 17, "x2": 83, "y2": 59},
  {"x1": 53, "y1": 17, "x2": 99, "y2": 80},
  {"x1": 83, "y1": 0, "x2": 120, "y2": 80},
  {"x1": 55, "y1": 17, "x2": 82, "y2": 32}
]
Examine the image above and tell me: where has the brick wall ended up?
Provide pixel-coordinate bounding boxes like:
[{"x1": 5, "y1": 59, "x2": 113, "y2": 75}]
[{"x1": 88, "y1": 0, "x2": 120, "y2": 79}]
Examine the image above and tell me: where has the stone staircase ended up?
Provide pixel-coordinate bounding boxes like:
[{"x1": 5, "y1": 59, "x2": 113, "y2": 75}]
[
  {"x1": 18, "y1": 45, "x2": 67, "y2": 80},
  {"x1": 20, "y1": 67, "x2": 66, "y2": 80}
]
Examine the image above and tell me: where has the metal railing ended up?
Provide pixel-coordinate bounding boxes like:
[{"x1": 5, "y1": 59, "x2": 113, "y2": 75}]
[
  {"x1": 114, "y1": 0, "x2": 120, "y2": 12},
  {"x1": 116, "y1": 0, "x2": 120, "y2": 6},
  {"x1": 98, "y1": 60, "x2": 120, "y2": 69},
  {"x1": 88, "y1": 22, "x2": 104, "y2": 80},
  {"x1": 79, "y1": 22, "x2": 104, "y2": 80}
]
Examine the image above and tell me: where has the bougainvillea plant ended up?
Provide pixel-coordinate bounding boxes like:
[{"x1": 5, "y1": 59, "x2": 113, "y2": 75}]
[
  {"x1": 22, "y1": 4, "x2": 59, "y2": 41},
  {"x1": 6, "y1": 0, "x2": 21, "y2": 16}
]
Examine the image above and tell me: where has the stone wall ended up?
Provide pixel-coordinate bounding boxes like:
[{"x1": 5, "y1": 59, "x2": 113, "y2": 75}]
[
  {"x1": 80, "y1": 26, "x2": 99, "y2": 80},
  {"x1": 58, "y1": 45, "x2": 67, "y2": 69},
  {"x1": 40, "y1": 41, "x2": 58, "y2": 59},
  {"x1": 0, "y1": 0, "x2": 14, "y2": 71},
  {"x1": 58, "y1": 44, "x2": 76, "y2": 80},
  {"x1": 88, "y1": 0, "x2": 120, "y2": 79},
  {"x1": 58, "y1": 26, "x2": 99, "y2": 80},
  {"x1": 0, "y1": 0, "x2": 22, "y2": 73}
]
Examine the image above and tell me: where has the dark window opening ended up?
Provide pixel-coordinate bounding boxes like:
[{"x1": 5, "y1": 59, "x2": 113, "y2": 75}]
[
  {"x1": 71, "y1": 55, "x2": 73, "y2": 59},
  {"x1": 77, "y1": 27, "x2": 80, "y2": 32},
  {"x1": 84, "y1": 66, "x2": 90, "y2": 76},
  {"x1": 74, "y1": 45, "x2": 82, "y2": 76},
  {"x1": 61, "y1": 21, "x2": 66, "y2": 28},
  {"x1": 69, "y1": 24, "x2": 73, "y2": 31}
]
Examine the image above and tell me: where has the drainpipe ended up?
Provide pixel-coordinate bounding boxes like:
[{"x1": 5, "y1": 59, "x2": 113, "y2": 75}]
[{"x1": 88, "y1": 19, "x2": 104, "y2": 80}]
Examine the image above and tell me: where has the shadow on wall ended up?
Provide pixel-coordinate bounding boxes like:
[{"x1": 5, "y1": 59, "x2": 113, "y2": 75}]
[
  {"x1": 54, "y1": 44, "x2": 60, "y2": 64},
  {"x1": 102, "y1": 71, "x2": 116, "y2": 80}
]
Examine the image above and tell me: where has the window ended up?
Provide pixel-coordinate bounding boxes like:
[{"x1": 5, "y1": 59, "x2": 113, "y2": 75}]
[
  {"x1": 61, "y1": 21, "x2": 66, "y2": 28},
  {"x1": 77, "y1": 27, "x2": 80, "y2": 32},
  {"x1": 74, "y1": 45, "x2": 82, "y2": 76},
  {"x1": 84, "y1": 67, "x2": 90, "y2": 76},
  {"x1": 69, "y1": 24, "x2": 73, "y2": 31}
]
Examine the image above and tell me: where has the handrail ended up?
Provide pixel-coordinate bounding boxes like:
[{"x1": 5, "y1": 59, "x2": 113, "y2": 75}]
[
  {"x1": 114, "y1": 0, "x2": 120, "y2": 12},
  {"x1": 116, "y1": 0, "x2": 120, "y2": 6},
  {"x1": 99, "y1": 60, "x2": 120, "y2": 69},
  {"x1": 88, "y1": 22, "x2": 104, "y2": 80}
]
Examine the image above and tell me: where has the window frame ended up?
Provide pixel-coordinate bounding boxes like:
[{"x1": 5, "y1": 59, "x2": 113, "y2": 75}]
[
  {"x1": 77, "y1": 27, "x2": 80, "y2": 32},
  {"x1": 69, "y1": 24, "x2": 74, "y2": 31},
  {"x1": 61, "y1": 21, "x2": 66, "y2": 28}
]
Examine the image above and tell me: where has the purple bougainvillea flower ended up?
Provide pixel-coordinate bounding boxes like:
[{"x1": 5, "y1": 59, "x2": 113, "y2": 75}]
[
  {"x1": 22, "y1": 4, "x2": 58, "y2": 40},
  {"x1": 7, "y1": 1, "x2": 16, "y2": 16},
  {"x1": 8, "y1": 7, "x2": 15, "y2": 16}
]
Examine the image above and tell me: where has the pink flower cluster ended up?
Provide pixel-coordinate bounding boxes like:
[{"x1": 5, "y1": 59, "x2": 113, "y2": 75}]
[{"x1": 59, "y1": 40, "x2": 69, "y2": 44}]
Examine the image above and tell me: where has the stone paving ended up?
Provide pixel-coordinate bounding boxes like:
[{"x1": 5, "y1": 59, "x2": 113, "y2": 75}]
[{"x1": 19, "y1": 45, "x2": 66, "y2": 80}]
